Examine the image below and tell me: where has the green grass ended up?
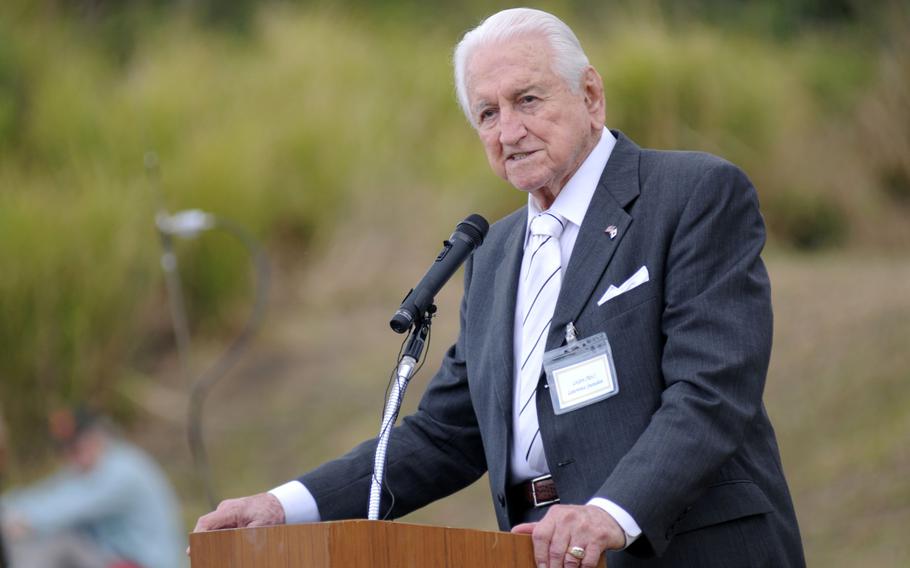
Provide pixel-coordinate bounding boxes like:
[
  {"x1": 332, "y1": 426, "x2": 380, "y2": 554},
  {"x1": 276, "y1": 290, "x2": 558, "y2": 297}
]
[{"x1": 0, "y1": 9, "x2": 907, "y2": 565}]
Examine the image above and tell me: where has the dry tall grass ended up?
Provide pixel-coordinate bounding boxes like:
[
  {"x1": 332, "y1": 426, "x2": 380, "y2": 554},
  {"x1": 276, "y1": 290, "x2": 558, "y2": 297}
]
[{"x1": 0, "y1": 4, "x2": 908, "y2": 563}]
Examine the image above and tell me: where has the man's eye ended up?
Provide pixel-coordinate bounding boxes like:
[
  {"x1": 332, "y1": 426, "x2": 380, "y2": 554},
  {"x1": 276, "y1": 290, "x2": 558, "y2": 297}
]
[
  {"x1": 479, "y1": 109, "x2": 496, "y2": 122},
  {"x1": 520, "y1": 95, "x2": 537, "y2": 104}
]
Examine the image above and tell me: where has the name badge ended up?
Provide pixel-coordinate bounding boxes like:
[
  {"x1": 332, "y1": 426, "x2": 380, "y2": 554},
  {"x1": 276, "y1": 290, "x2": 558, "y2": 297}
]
[{"x1": 542, "y1": 324, "x2": 619, "y2": 415}]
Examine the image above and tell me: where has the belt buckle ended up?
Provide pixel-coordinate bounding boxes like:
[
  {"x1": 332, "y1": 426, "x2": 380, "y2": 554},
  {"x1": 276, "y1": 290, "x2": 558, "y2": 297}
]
[{"x1": 531, "y1": 474, "x2": 560, "y2": 508}]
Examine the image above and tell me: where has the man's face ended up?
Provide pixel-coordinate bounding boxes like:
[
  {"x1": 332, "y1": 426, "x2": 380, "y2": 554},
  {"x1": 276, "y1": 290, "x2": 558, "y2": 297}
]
[
  {"x1": 65, "y1": 430, "x2": 105, "y2": 472},
  {"x1": 465, "y1": 35, "x2": 604, "y2": 207}
]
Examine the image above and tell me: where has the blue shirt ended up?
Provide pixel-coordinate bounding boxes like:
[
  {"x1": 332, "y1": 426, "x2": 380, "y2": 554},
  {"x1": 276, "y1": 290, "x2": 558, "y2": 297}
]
[{"x1": 3, "y1": 440, "x2": 184, "y2": 568}]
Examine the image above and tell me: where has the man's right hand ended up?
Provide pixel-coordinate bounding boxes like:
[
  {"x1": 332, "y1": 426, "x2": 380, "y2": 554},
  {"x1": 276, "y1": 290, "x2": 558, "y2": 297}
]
[{"x1": 193, "y1": 492, "x2": 286, "y2": 532}]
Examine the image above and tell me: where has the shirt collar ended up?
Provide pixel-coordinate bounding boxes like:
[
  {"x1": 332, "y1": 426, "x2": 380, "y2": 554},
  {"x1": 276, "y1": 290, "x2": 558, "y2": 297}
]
[{"x1": 526, "y1": 127, "x2": 617, "y2": 233}]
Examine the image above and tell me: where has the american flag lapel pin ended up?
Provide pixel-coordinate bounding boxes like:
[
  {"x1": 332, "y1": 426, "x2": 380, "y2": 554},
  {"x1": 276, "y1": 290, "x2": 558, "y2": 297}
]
[{"x1": 605, "y1": 225, "x2": 618, "y2": 239}]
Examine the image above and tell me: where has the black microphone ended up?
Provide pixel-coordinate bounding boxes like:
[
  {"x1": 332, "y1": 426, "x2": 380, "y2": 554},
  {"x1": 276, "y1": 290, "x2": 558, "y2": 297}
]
[{"x1": 390, "y1": 214, "x2": 489, "y2": 333}]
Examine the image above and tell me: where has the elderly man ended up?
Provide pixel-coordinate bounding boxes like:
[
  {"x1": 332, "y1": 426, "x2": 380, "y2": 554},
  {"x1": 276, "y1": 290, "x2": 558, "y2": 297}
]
[{"x1": 195, "y1": 8, "x2": 804, "y2": 567}]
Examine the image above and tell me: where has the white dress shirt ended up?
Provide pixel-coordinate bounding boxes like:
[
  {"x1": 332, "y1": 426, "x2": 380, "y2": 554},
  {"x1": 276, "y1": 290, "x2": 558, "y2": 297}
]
[
  {"x1": 510, "y1": 127, "x2": 615, "y2": 482},
  {"x1": 270, "y1": 127, "x2": 641, "y2": 547}
]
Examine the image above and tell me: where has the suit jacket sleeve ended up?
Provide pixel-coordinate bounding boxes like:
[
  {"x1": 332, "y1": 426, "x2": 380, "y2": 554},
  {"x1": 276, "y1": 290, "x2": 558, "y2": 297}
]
[
  {"x1": 297, "y1": 258, "x2": 487, "y2": 520},
  {"x1": 596, "y1": 161, "x2": 773, "y2": 555}
]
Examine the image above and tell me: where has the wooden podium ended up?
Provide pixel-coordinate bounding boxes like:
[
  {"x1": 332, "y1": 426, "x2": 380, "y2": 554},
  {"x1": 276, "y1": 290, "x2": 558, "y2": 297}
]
[{"x1": 189, "y1": 520, "x2": 606, "y2": 567}]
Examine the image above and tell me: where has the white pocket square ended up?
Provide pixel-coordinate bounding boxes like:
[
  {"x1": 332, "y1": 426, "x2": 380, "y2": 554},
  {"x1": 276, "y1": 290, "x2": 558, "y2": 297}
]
[{"x1": 597, "y1": 266, "x2": 650, "y2": 306}]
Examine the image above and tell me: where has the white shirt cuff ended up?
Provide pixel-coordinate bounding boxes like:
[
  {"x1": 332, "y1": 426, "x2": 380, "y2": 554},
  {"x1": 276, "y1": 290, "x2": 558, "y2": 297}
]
[
  {"x1": 586, "y1": 497, "x2": 642, "y2": 550},
  {"x1": 268, "y1": 480, "x2": 321, "y2": 524}
]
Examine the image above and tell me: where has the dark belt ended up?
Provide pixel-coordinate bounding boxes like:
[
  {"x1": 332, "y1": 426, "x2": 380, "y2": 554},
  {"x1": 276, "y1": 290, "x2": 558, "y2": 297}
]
[{"x1": 509, "y1": 474, "x2": 560, "y2": 508}]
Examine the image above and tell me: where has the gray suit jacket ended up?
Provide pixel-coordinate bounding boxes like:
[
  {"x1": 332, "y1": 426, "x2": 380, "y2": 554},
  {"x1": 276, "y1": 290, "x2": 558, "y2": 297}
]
[{"x1": 300, "y1": 132, "x2": 805, "y2": 566}]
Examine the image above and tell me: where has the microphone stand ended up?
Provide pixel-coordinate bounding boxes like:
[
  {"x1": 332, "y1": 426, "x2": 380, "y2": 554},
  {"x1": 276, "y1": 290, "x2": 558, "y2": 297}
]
[
  {"x1": 367, "y1": 305, "x2": 434, "y2": 521},
  {"x1": 148, "y1": 154, "x2": 270, "y2": 510}
]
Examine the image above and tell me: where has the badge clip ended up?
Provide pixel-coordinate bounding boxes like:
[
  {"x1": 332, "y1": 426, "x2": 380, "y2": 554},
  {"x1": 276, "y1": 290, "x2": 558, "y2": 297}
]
[{"x1": 565, "y1": 322, "x2": 578, "y2": 344}]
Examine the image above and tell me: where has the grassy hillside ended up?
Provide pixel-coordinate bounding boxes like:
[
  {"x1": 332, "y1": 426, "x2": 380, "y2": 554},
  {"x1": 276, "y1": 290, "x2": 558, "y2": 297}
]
[
  {"x1": 0, "y1": 3, "x2": 907, "y2": 565},
  {"x1": 2, "y1": 6, "x2": 907, "y2": 448},
  {"x1": 765, "y1": 253, "x2": 910, "y2": 566}
]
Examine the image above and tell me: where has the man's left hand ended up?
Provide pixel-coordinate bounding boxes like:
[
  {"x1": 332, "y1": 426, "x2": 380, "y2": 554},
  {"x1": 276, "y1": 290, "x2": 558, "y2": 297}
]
[{"x1": 511, "y1": 504, "x2": 625, "y2": 568}]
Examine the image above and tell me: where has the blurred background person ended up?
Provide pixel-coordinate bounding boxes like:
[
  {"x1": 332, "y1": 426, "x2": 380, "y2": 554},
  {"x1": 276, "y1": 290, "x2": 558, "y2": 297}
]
[{"x1": 0, "y1": 407, "x2": 184, "y2": 568}]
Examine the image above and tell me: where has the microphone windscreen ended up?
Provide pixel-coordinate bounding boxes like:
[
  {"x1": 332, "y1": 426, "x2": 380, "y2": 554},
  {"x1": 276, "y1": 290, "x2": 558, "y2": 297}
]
[{"x1": 457, "y1": 214, "x2": 489, "y2": 247}]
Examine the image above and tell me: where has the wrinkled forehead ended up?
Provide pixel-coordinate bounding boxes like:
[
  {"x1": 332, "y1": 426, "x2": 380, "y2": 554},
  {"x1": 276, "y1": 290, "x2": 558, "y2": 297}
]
[{"x1": 465, "y1": 36, "x2": 560, "y2": 101}]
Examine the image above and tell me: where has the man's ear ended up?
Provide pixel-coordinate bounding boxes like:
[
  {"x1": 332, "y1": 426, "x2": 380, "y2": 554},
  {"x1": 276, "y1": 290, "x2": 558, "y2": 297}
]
[{"x1": 582, "y1": 66, "x2": 606, "y2": 127}]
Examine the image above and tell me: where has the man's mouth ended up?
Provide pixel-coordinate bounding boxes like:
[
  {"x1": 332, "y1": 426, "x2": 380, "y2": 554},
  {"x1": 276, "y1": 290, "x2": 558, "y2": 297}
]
[{"x1": 507, "y1": 151, "x2": 536, "y2": 162}]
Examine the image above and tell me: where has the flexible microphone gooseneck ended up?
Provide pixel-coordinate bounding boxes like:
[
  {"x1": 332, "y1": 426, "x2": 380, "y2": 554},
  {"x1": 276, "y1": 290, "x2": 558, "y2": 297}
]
[{"x1": 369, "y1": 213, "x2": 489, "y2": 520}]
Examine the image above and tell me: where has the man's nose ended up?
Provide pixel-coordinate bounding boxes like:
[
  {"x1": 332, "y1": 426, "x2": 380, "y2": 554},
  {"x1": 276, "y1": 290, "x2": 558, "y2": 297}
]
[{"x1": 498, "y1": 107, "x2": 526, "y2": 146}]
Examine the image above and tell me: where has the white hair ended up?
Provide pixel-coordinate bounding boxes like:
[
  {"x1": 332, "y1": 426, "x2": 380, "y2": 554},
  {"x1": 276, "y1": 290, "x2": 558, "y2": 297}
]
[{"x1": 453, "y1": 8, "x2": 591, "y2": 126}]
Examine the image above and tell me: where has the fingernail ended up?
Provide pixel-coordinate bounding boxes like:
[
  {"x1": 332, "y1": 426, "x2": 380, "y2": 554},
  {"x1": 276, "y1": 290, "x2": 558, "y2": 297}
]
[{"x1": 538, "y1": 564, "x2": 546, "y2": 568}]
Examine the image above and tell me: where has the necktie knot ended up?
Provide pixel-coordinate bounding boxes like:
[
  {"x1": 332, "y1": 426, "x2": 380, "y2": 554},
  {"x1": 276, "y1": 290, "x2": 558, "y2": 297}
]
[{"x1": 530, "y1": 213, "x2": 565, "y2": 239}]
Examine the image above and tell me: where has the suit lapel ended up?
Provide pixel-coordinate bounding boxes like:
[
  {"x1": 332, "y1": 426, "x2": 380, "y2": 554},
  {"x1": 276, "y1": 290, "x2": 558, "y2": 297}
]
[
  {"x1": 546, "y1": 131, "x2": 642, "y2": 351},
  {"x1": 488, "y1": 213, "x2": 527, "y2": 424}
]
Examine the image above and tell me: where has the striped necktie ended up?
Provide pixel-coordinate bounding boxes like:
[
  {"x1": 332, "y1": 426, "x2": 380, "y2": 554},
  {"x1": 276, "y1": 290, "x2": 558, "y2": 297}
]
[{"x1": 515, "y1": 211, "x2": 565, "y2": 475}]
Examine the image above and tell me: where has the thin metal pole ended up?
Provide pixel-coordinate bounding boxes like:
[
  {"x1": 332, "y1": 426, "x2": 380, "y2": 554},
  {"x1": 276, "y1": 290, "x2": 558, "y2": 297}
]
[{"x1": 368, "y1": 314, "x2": 431, "y2": 520}]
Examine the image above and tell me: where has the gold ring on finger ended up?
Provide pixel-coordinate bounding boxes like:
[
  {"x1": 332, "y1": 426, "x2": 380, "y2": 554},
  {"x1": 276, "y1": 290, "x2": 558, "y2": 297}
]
[{"x1": 568, "y1": 546, "x2": 586, "y2": 560}]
